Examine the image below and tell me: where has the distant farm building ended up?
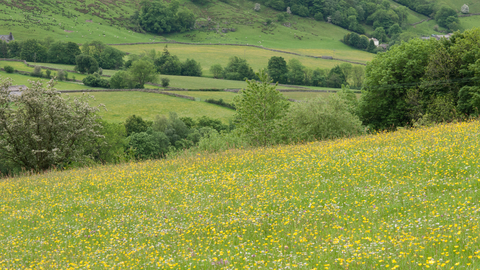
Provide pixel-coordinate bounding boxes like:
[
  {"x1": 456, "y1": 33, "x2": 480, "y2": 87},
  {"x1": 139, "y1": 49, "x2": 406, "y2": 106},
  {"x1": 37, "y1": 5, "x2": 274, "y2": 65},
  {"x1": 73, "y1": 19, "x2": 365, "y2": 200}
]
[
  {"x1": 0, "y1": 32, "x2": 14, "y2": 43},
  {"x1": 369, "y1": 38, "x2": 379, "y2": 47}
]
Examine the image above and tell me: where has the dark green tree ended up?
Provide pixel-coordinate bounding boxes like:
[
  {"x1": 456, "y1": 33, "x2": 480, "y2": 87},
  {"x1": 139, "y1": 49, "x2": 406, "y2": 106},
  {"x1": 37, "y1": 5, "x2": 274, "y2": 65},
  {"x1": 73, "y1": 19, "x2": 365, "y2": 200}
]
[
  {"x1": 181, "y1": 59, "x2": 202, "y2": 77},
  {"x1": 20, "y1": 39, "x2": 47, "y2": 62},
  {"x1": 224, "y1": 56, "x2": 256, "y2": 81},
  {"x1": 75, "y1": 54, "x2": 99, "y2": 74},
  {"x1": 267, "y1": 56, "x2": 288, "y2": 84},
  {"x1": 287, "y1": 59, "x2": 305, "y2": 85},
  {"x1": 125, "y1": 115, "x2": 151, "y2": 136},
  {"x1": 435, "y1": 6, "x2": 459, "y2": 29}
]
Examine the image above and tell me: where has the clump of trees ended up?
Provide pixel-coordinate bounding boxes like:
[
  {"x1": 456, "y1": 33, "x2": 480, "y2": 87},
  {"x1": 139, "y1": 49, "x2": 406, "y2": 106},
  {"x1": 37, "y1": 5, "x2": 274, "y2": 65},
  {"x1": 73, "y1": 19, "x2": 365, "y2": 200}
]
[
  {"x1": 130, "y1": 0, "x2": 195, "y2": 34},
  {"x1": 232, "y1": 70, "x2": 364, "y2": 146},
  {"x1": 359, "y1": 28, "x2": 480, "y2": 130},
  {"x1": 266, "y1": 56, "x2": 365, "y2": 88}
]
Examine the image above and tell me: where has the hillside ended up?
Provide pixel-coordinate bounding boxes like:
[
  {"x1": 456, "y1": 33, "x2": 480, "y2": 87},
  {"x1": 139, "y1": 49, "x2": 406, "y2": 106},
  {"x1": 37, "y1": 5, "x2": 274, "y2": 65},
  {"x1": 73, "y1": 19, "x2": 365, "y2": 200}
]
[{"x1": 2, "y1": 120, "x2": 480, "y2": 268}]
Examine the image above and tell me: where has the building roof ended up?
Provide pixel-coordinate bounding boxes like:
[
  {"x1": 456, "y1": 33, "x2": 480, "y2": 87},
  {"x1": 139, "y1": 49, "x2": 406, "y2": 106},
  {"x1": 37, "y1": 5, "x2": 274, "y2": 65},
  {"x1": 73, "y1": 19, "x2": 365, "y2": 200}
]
[{"x1": 0, "y1": 32, "x2": 14, "y2": 43}]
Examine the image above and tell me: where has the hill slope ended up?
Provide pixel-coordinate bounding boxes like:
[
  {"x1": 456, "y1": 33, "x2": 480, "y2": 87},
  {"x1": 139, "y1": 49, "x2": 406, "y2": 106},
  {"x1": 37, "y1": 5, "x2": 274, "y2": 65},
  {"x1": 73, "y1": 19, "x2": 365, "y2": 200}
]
[{"x1": 2, "y1": 120, "x2": 480, "y2": 268}]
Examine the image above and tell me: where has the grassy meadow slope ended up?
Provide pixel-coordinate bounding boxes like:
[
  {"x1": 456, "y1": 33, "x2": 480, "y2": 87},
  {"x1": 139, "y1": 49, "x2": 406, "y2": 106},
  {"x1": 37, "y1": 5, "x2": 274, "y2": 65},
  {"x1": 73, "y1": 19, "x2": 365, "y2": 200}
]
[
  {"x1": 2, "y1": 120, "x2": 480, "y2": 268},
  {"x1": 65, "y1": 91, "x2": 236, "y2": 123}
]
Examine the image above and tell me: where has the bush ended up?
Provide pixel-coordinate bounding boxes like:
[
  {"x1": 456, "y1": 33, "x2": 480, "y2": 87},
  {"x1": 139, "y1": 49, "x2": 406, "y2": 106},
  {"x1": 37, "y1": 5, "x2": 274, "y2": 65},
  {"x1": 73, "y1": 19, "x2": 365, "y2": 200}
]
[
  {"x1": 314, "y1": 12, "x2": 324, "y2": 21},
  {"x1": 210, "y1": 64, "x2": 223, "y2": 79},
  {"x1": 4, "y1": 65, "x2": 14, "y2": 73},
  {"x1": 0, "y1": 78, "x2": 102, "y2": 172},
  {"x1": 282, "y1": 94, "x2": 364, "y2": 142},
  {"x1": 204, "y1": 98, "x2": 236, "y2": 110},
  {"x1": 57, "y1": 70, "x2": 66, "y2": 81},
  {"x1": 31, "y1": 66, "x2": 43, "y2": 78},
  {"x1": 181, "y1": 59, "x2": 202, "y2": 77},
  {"x1": 161, "y1": 77, "x2": 170, "y2": 87},
  {"x1": 45, "y1": 69, "x2": 51, "y2": 79},
  {"x1": 82, "y1": 73, "x2": 110, "y2": 88}
]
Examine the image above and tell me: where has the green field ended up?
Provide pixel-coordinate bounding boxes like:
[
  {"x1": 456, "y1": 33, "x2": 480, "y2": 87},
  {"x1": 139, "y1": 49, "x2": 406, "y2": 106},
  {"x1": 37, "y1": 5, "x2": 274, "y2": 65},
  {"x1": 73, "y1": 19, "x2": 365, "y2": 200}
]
[
  {"x1": 169, "y1": 90, "x2": 339, "y2": 103},
  {"x1": 2, "y1": 120, "x2": 480, "y2": 268},
  {"x1": 64, "y1": 91, "x2": 235, "y2": 123},
  {"x1": 114, "y1": 43, "x2": 370, "y2": 76},
  {"x1": 0, "y1": 71, "x2": 99, "y2": 90}
]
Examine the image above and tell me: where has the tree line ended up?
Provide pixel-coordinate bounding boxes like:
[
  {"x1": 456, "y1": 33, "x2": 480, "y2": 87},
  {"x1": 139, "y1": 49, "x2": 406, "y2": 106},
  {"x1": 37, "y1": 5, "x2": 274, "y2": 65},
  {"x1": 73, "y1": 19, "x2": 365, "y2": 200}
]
[
  {"x1": 359, "y1": 28, "x2": 480, "y2": 130},
  {"x1": 0, "y1": 72, "x2": 363, "y2": 176}
]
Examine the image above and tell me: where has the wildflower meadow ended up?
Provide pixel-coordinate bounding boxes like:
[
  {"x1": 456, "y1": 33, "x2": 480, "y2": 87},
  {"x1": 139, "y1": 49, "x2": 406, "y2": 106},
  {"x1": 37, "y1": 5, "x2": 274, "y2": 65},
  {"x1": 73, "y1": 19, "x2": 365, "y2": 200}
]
[{"x1": 1, "y1": 121, "x2": 480, "y2": 269}]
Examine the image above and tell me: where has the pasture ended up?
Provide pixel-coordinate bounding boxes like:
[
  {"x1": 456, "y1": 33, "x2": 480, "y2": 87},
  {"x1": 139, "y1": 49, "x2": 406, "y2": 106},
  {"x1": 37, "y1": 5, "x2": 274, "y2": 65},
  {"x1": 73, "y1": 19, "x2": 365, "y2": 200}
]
[
  {"x1": 0, "y1": 71, "x2": 98, "y2": 90},
  {"x1": 2, "y1": 120, "x2": 480, "y2": 268},
  {"x1": 113, "y1": 43, "x2": 370, "y2": 77},
  {"x1": 63, "y1": 91, "x2": 235, "y2": 123}
]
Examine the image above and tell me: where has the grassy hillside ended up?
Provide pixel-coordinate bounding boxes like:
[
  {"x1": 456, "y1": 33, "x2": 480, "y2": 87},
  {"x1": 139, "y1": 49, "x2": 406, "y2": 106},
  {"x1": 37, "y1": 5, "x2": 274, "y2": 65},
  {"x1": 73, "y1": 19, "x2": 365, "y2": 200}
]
[
  {"x1": 2, "y1": 120, "x2": 480, "y2": 268},
  {"x1": 64, "y1": 91, "x2": 236, "y2": 123}
]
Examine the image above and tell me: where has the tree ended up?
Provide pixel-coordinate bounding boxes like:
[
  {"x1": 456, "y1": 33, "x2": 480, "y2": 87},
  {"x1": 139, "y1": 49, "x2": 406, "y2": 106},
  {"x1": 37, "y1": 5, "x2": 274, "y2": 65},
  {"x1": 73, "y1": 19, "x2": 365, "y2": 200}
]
[
  {"x1": 351, "y1": 66, "x2": 365, "y2": 88},
  {"x1": 20, "y1": 39, "x2": 47, "y2": 62},
  {"x1": 339, "y1": 63, "x2": 353, "y2": 83},
  {"x1": 359, "y1": 38, "x2": 438, "y2": 130},
  {"x1": 154, "y1": 46, "x2": 182, "y2": 75},
  {"x1": 110, "y1": 71, "x2": 137, "y2": 89},
  {"x1": 287, "y1": 58, "x2": 305, "y2": 85},
  {"x1": 210, "y1": 64, "x2": 223, "y2": 78},
  {"x1": 125, "y1": 115, "x2": 151, "y2": 136},
  {"x1": 367, "y1": 39, "x2": 377, "y2": 53},
  {"x1": 0, "y1": 78, "x2": 102, "y2": 172},
  {"x1": 326, "y1": 66, "x2": 347, "y2": 88},
  {"x1": 233, "y1": 70, "x2": 290, "y2": 146},
  {"x1": 373, "y1": 27, "x2": 387, "y2": 43},
  {"x1": 435, "y1": 6, "x2": 459, "y2": 29},
  {"x1": 224, "y1": 56, "x2": 256, "y2": 81},
  {"x1": 267, "y1": 56, "x2": 288, "y2": 84},
  {"x1": 128, "y1": 59, "x2": 157, "y2": 88},
  {"x1": 75, "y1": 54, "x2": 99, "y2": 74},
  {"x1": 128, "y1": 130, "x2": 170, "y2": 159},
  {"x1": 181, "y1": 58, "x2": 202, "y2": 76},
  {"x1": 388, "y1": 23, "x2": 402, "y2": 37}
]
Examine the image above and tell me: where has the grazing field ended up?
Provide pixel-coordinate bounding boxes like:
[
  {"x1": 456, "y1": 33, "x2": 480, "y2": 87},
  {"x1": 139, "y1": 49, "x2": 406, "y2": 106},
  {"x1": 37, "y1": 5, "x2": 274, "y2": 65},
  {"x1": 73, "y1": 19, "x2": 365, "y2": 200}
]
[
  {"x1": 64, "y1": 91, "x2": 235, "y2": 123},
  {"x1": 113, "y1": 43, "x2": 370, "y2": 77},
  {"x1": 170, "y1": 90, "x2": 342, "y2": 103},
  {"x1": 0, "y1": 71, "x2": 98, "y2": 90},
  {"x1": 2, "y1": 120, "x2": 480, "y2": 268}
]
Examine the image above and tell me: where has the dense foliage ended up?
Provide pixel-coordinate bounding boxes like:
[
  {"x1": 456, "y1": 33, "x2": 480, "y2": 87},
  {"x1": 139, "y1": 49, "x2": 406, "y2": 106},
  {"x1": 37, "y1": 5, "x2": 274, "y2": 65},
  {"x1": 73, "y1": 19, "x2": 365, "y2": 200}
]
[
  {"x1": 131, "y1": 0, "x2": 195, "y2": 34},
  {"x1": 0, "y1": 78, "x2": 102, "y2": 172},
  {"x1": 253, "y1": 0, "x2": 410, "y2": 34},
  {"x1": 359, "y1": 28, "x2": 480, "y2": 130}
]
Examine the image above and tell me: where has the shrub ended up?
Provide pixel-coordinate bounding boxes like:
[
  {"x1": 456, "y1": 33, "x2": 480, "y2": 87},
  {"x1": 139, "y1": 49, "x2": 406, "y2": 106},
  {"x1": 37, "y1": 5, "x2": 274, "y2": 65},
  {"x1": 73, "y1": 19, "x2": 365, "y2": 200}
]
[
  {"x1": 314, "y1": 12, "x2": 324, "y2": 21},
  {"x1": 210, "y1": 64, "x2": 223, "y2": 79},
  {"x1": 31, "y1": 66, "x2": 43, "y2": 78},
  {"x1": 204, "y1": 98, "x2": 236, "y2": 110},
  {"x1": 82, "y1": 73, "x2": 110, "y2": 88},
  {"x1": 57, "y1": 70, "x2": 65, "y2": 81},
  {"x1": 0, "y1": 78, "x2": 102, "y2": 172},
  {"x1": 161, "y1": 77, "x2": 170, "y2": 87},
  {"x1": 45, "y1": 69, "x2": 51, "y2": 79},
  {"x1": 4, "y1": 65, "x2": 14, "y2": 73},
  {"x1": 282, "y1": 94, "x2": 364, "y2": 142}
]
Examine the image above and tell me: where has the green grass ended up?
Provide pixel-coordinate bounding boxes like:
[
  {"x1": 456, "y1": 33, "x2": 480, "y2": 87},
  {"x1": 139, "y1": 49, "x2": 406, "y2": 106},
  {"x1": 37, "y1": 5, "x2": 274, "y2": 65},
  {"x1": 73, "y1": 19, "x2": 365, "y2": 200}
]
[
  {"x1": 2, "y1": 120, "x2": 480, "y2": 268},
  {"x1": 113, "y1": 43, "x2": 370, "y2": 77},
  {"x1": 64, "y1": 91, "x2": 235, "y2": 123},
  {"x1": 459, "y1": 16, "x2": 480, "y2": 30},
  {"x1": 0, "y1": 71, "x2": 99, "y2": 90},
  {"x1": 169, "y1": 90, "x2": 347, "y2": 103}
]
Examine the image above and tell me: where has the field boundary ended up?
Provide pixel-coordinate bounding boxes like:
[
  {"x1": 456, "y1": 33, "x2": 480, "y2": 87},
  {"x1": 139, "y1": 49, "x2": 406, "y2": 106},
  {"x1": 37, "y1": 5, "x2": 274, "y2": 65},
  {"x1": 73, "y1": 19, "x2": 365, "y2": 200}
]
[{"x1": 108, "y1": 41, "x2": 368, "y2": 66}]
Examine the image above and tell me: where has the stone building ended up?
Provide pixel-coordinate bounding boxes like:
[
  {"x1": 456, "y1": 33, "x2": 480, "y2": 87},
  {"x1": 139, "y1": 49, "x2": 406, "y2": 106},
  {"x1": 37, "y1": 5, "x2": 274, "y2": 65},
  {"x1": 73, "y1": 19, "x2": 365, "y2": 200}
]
[{"x1": 0, "y1": 32, "x2": 14, "y2": 43}]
